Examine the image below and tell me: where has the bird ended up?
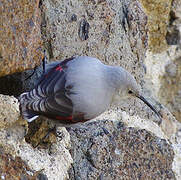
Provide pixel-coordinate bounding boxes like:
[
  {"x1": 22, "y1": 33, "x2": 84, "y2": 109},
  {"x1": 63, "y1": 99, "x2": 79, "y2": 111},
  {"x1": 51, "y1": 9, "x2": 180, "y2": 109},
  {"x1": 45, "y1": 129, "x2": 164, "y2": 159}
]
[{"x1": 19, "y1": 56, "x2": 162, "y2": 125}]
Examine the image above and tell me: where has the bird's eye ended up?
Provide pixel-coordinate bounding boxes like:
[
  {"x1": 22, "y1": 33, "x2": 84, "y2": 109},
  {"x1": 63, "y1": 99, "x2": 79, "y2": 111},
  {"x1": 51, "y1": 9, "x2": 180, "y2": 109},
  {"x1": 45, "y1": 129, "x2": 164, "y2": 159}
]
[{"x1": 128, "y1": 90, "x2": 133, "y2": 94}]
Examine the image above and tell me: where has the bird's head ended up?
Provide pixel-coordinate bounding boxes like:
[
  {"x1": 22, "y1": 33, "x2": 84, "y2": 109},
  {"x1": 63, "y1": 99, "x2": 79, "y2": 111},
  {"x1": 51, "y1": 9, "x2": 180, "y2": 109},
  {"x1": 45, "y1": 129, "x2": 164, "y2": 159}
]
[{"x1": 115, "y1": 67, "x2": 162, "y2": 121}]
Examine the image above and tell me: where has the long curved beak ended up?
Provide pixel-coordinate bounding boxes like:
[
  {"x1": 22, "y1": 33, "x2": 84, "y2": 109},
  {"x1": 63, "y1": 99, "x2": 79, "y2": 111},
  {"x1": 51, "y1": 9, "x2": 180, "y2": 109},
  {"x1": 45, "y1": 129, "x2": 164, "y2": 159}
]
[{"x1": 137, "y1": 95, "x2": 162, "y2": 121}]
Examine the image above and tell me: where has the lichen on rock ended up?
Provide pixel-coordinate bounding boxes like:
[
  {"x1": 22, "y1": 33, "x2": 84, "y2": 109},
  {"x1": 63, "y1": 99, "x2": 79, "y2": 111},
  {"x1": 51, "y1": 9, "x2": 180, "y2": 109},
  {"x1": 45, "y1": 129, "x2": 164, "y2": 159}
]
[
  {"x1": 140, "y1": 0, "x2": 172, "y2": 53},
  {"x1": 0, "y1": 0, "x2": 44, "y2": 77}
]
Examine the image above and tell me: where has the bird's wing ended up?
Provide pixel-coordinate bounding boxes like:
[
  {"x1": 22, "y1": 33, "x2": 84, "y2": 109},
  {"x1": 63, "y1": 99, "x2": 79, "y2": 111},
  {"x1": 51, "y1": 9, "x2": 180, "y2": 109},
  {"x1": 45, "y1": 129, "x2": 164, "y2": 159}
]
[
  {"x1": 36, "y1": 57, "x2": 75, "y2": 88},
  {"x1": 22, "y1": 57, "x2": 76, "y2": 122}
]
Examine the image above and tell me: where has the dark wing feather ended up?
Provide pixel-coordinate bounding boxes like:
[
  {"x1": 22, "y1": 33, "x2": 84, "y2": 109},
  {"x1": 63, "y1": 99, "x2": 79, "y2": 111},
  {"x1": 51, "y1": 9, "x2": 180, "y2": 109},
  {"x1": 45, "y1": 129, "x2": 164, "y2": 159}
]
[
  {"x1": 21, "y1": 58, "x2": 75, "y2": 121},
  {"x1": 37, "y1": 57, "x2": 75, "y2": 86}
]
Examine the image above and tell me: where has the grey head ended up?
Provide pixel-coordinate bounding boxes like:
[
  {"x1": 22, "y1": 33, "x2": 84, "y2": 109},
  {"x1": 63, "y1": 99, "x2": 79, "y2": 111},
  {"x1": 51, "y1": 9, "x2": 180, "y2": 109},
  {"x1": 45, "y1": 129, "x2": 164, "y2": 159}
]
[{"x1": 111, "y1": 66, "x2": 162, "y2": 121}]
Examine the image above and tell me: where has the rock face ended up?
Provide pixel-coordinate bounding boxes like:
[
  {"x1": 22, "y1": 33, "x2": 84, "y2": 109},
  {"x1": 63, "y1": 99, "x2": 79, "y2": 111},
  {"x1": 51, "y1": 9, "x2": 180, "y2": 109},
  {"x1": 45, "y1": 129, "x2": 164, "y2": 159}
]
[
  {"x1": 0, "y1": 95, "x2": 20, "y2": 129},
  {"x1": 68, "y1": 120, "x2": 175, "y2": 179},
  {"x1": 41, "y1": 0, "x2": 147, "y2": 81},
  {"x1": 0, "y1": 94, "x2": 73, "y2": 180},
  {"x1": 0, "y1": 0, "x2": 44, "y2": 77},
  {"x1": 0, "y1": 94, "x2": 180, "y2": 180},
  {"x1": 140, "y1": 0, "x2": 172, "y2": 53},
  {"x1": 0, "y1": 0, "x2": 147, "y2": 97},
  {"x1": 0, "y1": 0, "x2": 181, "y2": 179},
  {"x1": 143, "y1": 0, "x2": 181, "y2": 122}
]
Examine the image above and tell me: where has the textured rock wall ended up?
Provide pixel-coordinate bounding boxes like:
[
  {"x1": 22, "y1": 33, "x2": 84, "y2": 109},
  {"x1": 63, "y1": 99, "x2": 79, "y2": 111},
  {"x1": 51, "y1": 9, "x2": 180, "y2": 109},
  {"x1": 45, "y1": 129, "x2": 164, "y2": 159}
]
[
  {"x1": 143, "y1": 0, "x2": 181, "y2": 122},
  {"x1": 140, "y1": 0, "x2": 172, "y2": 53},
  {"x1": 0, "y1": 94, "x2": 180, "y2": 179},
  {"x1": 0, "y1": 0, "x2": 44, "y2": 77},
  {"x1": 68, "y1": 120, "x2": 175, "y2": 179},
  {"x1": 0, "y1": 95, "x2": 73, "y2": 179},
  {"x1": 0, "y1": 0, "x2": 181, "y2": 180},
  {"x1": 41, "y1": 0, "x2": 147, "y2": 78}
]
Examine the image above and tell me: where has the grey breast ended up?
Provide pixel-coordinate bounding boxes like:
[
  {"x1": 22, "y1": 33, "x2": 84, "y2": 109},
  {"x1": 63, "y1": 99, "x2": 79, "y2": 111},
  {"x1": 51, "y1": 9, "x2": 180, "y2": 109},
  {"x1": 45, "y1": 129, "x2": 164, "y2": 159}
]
[{"x1": 65, "y1": 56, "x2": 115, "y2": 119}]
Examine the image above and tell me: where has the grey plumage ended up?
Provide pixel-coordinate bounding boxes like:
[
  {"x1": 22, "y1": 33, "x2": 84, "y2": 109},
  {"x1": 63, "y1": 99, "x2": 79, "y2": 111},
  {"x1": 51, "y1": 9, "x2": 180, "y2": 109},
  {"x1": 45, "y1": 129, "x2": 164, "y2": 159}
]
[{"x1": 19, "y1": 56, "x2": 162, "y2": 124}]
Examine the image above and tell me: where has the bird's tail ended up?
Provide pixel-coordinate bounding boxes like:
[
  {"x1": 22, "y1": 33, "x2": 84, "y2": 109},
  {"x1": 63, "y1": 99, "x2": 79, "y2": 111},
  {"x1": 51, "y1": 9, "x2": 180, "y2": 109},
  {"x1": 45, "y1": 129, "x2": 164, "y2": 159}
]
[{"x1": 19, "y1": 92, "x2": 39, "y2": 122}]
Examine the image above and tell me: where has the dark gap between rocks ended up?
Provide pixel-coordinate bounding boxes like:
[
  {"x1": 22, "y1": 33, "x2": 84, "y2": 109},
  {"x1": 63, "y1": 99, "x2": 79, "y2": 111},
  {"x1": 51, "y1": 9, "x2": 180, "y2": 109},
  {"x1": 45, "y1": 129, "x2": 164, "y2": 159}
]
[{"x1": 0, "y1": 66, "x2": 43, "y2": 97}]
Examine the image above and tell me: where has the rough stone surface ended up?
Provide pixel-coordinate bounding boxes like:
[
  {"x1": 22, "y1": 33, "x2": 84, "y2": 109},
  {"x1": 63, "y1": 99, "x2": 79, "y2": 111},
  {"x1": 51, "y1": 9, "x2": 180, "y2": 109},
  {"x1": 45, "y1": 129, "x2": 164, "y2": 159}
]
[
  {"x1": 0, "y1": 94, "x2": 20, "y2": 129},
  {"x1": 17, "y1": 127, "x2": 73, "y2": 180},
  {"x1": 0, "y1": 0, "x2": 181, "y2": 179},
  {"x1": 41, "y1": 0, "x2": 147, "y2": 81},
  {"x1": 0, "y1": 0, "x2": 44, "y2": 77},
  {"x1": 0, "y1": 147, "x2": 47, "y2": 180},
  {"x1": 0, "y1": 95, "x2": 73, "y2": 180},
  {"x1": 159, "y1": 58, "x2": 181, "y2": 122},
  {"x1": 140, "y1": 0, "x2": 172, "y2": 53},
  {"x1": 143, "y1": 0, "x2": 181, "y2": 122},
  {"x1": 0, "y1": 95, "x2": 180, "y2": 179},
  {"x1": 166, "y1": 0, "x2": 181, "y2": 45},
  {"x1": 0, "y1": 128, "x2": 73, "y2": 180},
  {"x1": 68, "y1": 120, "x2": 175, "y2": 180}
]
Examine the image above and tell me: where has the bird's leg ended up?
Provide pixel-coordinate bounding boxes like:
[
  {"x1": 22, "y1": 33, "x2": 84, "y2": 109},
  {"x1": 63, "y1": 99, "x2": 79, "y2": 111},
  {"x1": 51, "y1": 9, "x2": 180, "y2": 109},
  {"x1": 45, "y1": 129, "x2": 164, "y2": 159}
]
[{"x1": 34, "y1": 125, "x2": 57, "y2": 148}]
